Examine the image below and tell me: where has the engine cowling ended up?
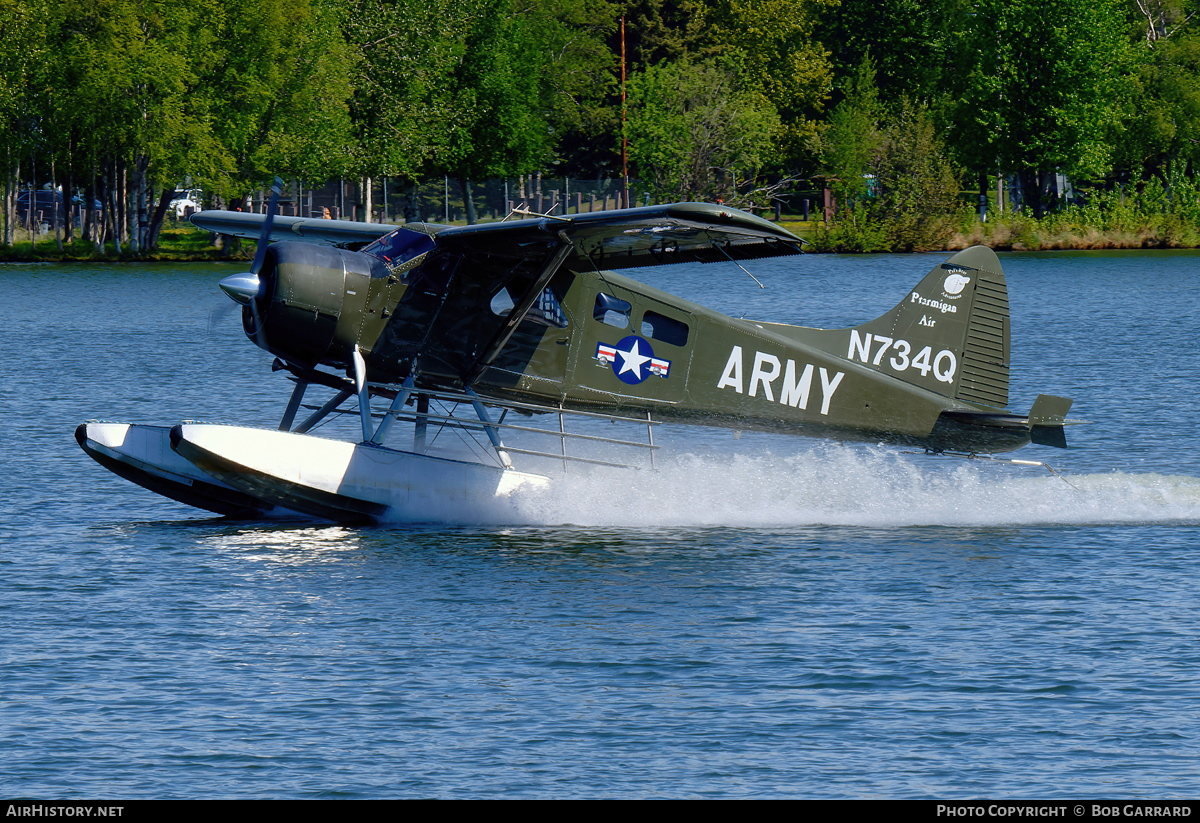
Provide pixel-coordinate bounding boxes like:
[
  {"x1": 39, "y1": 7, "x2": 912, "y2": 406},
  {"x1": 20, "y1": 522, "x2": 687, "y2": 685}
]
[{"x1": 240, "y1": 242, "x2": 386, "y2": 370}]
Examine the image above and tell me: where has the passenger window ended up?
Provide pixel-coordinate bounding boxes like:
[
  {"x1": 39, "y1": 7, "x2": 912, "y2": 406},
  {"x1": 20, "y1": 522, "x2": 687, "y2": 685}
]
[
  {"x1": 641, "y1": 310, "x2": 689, "y2": 346},
  {"x1": 593, "y1": 293, "x2": 631, "y2": 328}
]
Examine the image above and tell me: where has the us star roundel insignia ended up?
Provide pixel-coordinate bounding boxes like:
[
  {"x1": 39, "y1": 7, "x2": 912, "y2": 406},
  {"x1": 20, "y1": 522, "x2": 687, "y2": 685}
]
[{"x1": 595, "y1": 335, "x2": 671, "y2": 384}]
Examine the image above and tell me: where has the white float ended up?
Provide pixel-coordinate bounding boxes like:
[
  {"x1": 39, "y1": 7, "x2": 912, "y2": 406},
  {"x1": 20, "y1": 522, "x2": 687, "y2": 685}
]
[
  {"x1": 75, "y1": 422, "x2": 288, "y2": 517},
  {"x1": 169, "y1": 423, "x2": 550, "y2": 522}
]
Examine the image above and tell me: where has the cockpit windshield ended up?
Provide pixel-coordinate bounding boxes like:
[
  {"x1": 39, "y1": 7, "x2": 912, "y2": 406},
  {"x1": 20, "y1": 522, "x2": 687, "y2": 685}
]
[{"x1": 361, "y1": 228, "x2": 436, "y2": 271}]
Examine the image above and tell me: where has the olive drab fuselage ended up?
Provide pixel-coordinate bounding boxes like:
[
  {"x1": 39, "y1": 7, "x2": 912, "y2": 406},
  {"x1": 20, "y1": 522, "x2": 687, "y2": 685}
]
[{"x1": 244, "y1": 219, "x2": 1061, "y2": 454}]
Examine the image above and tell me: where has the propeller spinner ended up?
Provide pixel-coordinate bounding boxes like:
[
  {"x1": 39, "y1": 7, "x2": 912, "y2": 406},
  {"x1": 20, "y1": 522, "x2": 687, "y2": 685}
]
[{"x1": 217, "y1": 177, "x2": 284, "y2": 345}]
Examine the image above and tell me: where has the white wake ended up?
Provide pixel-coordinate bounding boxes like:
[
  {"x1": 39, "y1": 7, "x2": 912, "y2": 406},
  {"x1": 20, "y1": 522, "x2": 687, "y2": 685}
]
[{"x1": 407, "y1": 444, "x2": 1200, "y2": 528}]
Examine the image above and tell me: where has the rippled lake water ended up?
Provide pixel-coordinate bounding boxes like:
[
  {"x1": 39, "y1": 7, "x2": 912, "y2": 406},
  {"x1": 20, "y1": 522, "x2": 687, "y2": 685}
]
[{"x1": 3, "y1": 249, "x2": 1200, "y2": 798}]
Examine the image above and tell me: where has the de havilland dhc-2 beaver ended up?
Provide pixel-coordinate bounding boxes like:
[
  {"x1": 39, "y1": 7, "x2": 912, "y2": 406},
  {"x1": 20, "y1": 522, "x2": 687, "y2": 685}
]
[{"x1": 77, "y1": 181, "x2": 1079, "y2": 521}]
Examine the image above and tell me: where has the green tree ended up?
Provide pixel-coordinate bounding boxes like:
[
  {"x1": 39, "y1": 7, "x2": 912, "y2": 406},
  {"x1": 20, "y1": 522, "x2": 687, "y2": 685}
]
[
  {"x1": 611, "y1": 0, "x2": 708, "y2": 71},
  {"x1": 346, "y1": 0, "x2": 466, "y2": 187},
  {"x1": 432, "y1": 0, "x2": 558, "y2": 222},
  {"x1": 1118, "y1": 0, "x2": 1200, "y2": 183},
  {"x1": 205, "y1": 0, "x2": 354, "y2": 202},
  {"x1": 54, "y1": 0, "x2": 228, "y2": 249},
  {"x1": 33, "y1": 0, "x2": 352, "y2": 251},
  {"x1": 701, "y1": 0, "x2": 838, "y2": 170},
  {"x1": 816, "y1": 60, "x2": 962, "y2": 251},
  {"x1": 874, "y1": 98, "x2": 963, "y2": 251},
  {"x1": 532, "y1": 0, "x2": 619, "y2": 176},
  {"x1": 0, "y1": 0, "x2": 49, "y2": 245},
  {"x1": 819, "y1": 0, "x2": 966, "y2": 104},
  {"x1": 813, "y1": 57, "x2": 885, "y2": 250},
  {"x1": 348, "y1": 0, "x2": 618, "y2": 216},
  {"x1": 626, "y1": 56, "x2": 780, "y2": 202},
  {"x1": 949, "y1": 0, "x2": 1132, "y2": 216},
  {"x1": 818, "y1": 57, "x2": 881, "y2": 205}
]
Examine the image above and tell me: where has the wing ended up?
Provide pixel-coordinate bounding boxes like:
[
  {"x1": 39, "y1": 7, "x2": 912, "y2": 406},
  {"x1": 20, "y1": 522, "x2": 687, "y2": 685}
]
[
  {"x1": 376, "y1": 202, "x2": 804, "y2": 385},
  {"x1": 190, "y1": 210, "x2": 443, "y2": 248},
  {"x1": 434, "y1": 201, "x2": 803, "y2": 270}
]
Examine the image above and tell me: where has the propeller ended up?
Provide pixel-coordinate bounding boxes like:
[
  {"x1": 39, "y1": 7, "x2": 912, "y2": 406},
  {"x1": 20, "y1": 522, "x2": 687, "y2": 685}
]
[{"x1": 219, "y1": 176, "x2": 284, "y2": 348}]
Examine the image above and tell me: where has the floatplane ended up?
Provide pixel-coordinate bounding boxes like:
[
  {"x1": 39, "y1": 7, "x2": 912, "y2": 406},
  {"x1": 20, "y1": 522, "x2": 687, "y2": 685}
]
[{"x1": 77, "y1": 180, "x2": 1078, "y2": 521}]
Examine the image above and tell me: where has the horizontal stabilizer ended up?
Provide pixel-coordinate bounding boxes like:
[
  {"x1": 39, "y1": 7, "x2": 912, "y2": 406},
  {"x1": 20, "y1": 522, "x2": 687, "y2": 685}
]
[
  {"x1": 1028, "y1": 394, "x2": 1073, "y2": 425},
  {"x1": 1029, "y1": 394, "x2": 1075, "y2": 448}
]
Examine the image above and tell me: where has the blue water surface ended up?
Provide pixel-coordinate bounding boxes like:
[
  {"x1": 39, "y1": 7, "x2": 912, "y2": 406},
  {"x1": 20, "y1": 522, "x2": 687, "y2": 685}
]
[{"x1": 2, "y1": 250, "x2": 1200, "y2": 798}]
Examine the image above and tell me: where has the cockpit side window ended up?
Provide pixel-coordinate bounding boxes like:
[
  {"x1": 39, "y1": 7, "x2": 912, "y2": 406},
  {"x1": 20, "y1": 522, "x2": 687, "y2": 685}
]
[
  {"x1": 490, "y1": 288, "x2": 516, "y2": 315},
  {"x1": 491, "y1": 286, "x2": 568, "y2": 328},
  {"x1": 534, "y1": 288, "x2": 568, "y2": 327},
  {"x1": 593, "y1": 293, "x2": 631, "y2": 328},
  {"x1": 361, "y1": 228, "x2": 435, "y2": 274}
]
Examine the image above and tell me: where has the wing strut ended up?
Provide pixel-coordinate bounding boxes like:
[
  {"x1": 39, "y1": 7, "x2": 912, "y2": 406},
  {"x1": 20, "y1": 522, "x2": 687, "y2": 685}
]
[
  {"x1": 707, "y1": 233, "x2": 766, "y2": 289},
  {"x1": 467, "y1": 231, "x2": 574, "y2": 384}
]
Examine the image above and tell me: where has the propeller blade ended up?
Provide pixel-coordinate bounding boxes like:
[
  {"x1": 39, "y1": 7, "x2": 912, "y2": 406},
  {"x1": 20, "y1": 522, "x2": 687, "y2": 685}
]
[
  {"x1": 218, "y1": 176, "x2": 283, "y2": 349},
  {"x1": 250, "y1": 176, "x2": 284, "y2": 275}
]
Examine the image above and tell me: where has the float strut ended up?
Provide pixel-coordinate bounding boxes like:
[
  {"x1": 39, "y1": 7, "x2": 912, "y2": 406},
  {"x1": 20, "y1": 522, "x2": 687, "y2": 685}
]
[
  {"x1": 293, "y1": 387, "x2": 354, "y2": 434},
  {"x1": 371, "y1": 372, "x2": 415, "y2": 446},
  {"x1": 279, "y1": 380, "x2": 308, "y2": 431},
  {"x1": 352, "y1": 347, "x2": 374, "y2": 443},
  {"x1": 414, "y1": 394, "x2": 429, "y2": 453},
  {"x1": 465, "y1": 387, "x2": 512, "y2": 468}
]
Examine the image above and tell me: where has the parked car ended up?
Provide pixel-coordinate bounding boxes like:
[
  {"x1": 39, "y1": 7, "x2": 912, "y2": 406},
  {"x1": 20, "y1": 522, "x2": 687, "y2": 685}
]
[
  {"x1": 16, "y1": 190, "x2": 103, "y2": 228},
  {"x1": 17, "y1": 191, "x2": 66, "y2": 227},
  {"x1": 169, "y1": 189, "x2": 202, "y2": 218}
]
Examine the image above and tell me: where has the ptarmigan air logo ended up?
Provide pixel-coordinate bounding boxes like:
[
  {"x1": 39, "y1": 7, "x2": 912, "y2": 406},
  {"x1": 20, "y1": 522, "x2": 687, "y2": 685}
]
[{"x1": 942, "y1": 271, "x2": 971, "y2": 297}]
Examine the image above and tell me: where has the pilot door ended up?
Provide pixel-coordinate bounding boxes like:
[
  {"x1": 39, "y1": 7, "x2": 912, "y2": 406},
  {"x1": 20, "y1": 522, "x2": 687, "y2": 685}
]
[
  {"x1": 569, "y1": 285, "x2": 694, "y2": 403},
  {"x1": 481, "y1": 280, "x2": 574, "y2": 389}
]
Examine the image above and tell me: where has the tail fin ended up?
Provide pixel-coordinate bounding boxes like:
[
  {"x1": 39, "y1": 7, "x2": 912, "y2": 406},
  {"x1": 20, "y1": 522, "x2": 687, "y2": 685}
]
[{"x1": 843, "y1": 246, "x2": 1010, "y2": 408}]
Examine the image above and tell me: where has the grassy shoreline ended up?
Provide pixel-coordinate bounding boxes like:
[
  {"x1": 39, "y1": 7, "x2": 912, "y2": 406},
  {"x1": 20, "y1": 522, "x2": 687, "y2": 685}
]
[
  {"x1": 944, "y1": 217, "x2": 1200, "y2": 251},
  {"x1": 783, "y1": 216, "x2": 1200, "y2": 252},
  {"x1": 0, "y1": 222, "x2": 247, "y2": 263}
]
